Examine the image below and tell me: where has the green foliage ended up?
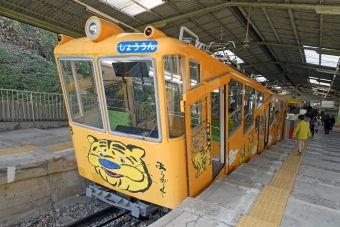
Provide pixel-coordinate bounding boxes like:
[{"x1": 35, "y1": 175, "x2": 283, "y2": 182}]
[
  {"x1": 0, "y1": 16, "x2": 60, "y2": 93},
  {"x1": 0, "y1": 42, "x2": 60, "y2": 92}
]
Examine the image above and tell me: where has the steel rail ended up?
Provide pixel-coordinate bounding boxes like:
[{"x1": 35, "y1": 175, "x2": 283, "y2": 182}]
[
  {"x1": 96, "y1": 210, "x2": 131, "y2": 227},
  {"x1": 64, "y1": 206, "x2": 121, "y2": 227}
]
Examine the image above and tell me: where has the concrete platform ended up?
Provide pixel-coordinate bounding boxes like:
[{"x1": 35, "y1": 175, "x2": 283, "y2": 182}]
[
  {"x1": 280, "y1": 197, "x2": 340, "y2": 227},
  {"x1": 151, "y1": 129, "x2": 340, "y2": 227},
  {"x1": 0, "y1": 127, "x2": 89, "y2": 225}
]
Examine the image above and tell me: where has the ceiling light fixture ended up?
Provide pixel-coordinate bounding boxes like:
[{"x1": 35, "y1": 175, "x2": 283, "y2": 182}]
[
  {"x1": 315, "y1": 68, "x2": 340, "y2": 75},
  {"x1": 315, "y1": 49, "x2": 340, "y2": 56}
]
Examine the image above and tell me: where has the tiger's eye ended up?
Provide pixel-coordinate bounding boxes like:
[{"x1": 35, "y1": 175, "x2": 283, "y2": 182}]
[
  {"x1": 119, "y1": 157, "x2": 125, "y2": 163},
  {"x1": 98, "y1": 152, "x2": 103, "y2": 157}
]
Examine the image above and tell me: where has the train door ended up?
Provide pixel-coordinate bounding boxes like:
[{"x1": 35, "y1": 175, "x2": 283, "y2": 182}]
[
  {"x1": 210, "y1": 86, "x2": 225, "y2": 179},
  {"x1": 265, "y1": 104, "x2": 270, "y2": 147},
  {"x1": 183, "y1": 84, "x2": 212, "y2": 197}
]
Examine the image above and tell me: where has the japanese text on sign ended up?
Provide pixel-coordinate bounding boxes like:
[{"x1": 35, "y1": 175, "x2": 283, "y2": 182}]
[{"x1": 117, "y1": 41, "x2": 158, "y2": 53}]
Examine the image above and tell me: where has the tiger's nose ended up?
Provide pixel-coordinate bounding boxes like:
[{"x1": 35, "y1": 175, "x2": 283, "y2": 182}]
[{"x1": 99, "y1": 159, "x2": 121, "y2": 169}]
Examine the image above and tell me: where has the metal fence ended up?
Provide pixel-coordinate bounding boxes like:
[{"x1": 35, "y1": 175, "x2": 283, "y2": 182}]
[
  {"x1": 107, "y1": 98, "x2": 125, "y2": 110},
  {"x1": 135, "y1": 102, "x2": 156, "y2": 122},
  {"x1": 0, "y1": 89, "x2": 67, "y2": 121}
]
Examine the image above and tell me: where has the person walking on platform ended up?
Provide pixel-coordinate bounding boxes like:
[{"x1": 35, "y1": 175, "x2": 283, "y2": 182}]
[
  {"x1": 293, "y1": 115, "x2": 311, "y2": 156},
  {"x1": 309, "y1": 114, "x2": 315, "y2": 137},
  {"x1": 315, "y1": 116, "x2": 322, "y2": 133},
  {"x1": 324, "y1": 116, "x2": 331, "y2": 134},
  {"x1": 330, "y1": 115, "x2": 336, "y2": 131}
]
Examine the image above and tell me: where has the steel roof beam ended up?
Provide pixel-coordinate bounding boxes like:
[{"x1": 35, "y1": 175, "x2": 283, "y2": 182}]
[
  {"x1": 0, "y1": 5, "x2": 82, "y2": 37},
  {"x1": 242, "y1": 62, "x2": 340, "y2": 75},
  {"x1": 236, "y1": 5, "x2": 282, "y2": 78},
  {"x1": 285, "y1": 0, "x2": 309, "y2": 79},
  {"x1": 258, "y1": 0, "x2": 297, "y2": 85},
  {"x1": 319, "y1": 14, "x2": 324, "y2": 65},
  {"x1": 305, "y1": 90, "x2": 340, "y2": 99},
  {"x1": 228, "y1": 6, "x2": 295, "y2": 85},
  {"x1": 165, "y1": 1, "x2": 221, "y2": 42},
  {"x1": 246, "y1": 42, "x2": 340, "y2": 56},
  {"x1": 141, "y1": 2, "x2": 340, "y2": 30},
  {"x1": 319, "y1": 0, "x2": 324, "y2": 49},
  {"x1": 190, "y1": 0, "x2": 266, "y2": 75},
  {"x1": 304, "y1": 86, "x2": 337, "y2": 92}
]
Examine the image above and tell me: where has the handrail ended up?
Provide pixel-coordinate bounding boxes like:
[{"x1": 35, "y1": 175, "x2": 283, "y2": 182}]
[
  {"x1": 0, "y1": 88, "x2": 62, "y2": 96},
  {"x1": 179, "y1": 26, "x2": 199, "y2": 46}
]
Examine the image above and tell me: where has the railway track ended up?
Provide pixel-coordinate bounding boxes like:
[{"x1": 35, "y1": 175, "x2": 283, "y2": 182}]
[{"x1": 64, "y1": 205, "x2": 161, "y2": 227}]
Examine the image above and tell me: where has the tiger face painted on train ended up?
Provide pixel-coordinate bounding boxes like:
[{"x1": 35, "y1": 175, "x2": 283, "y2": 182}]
[{"x1": 87, "y1": 135, "x2": 152, "y2": 193}]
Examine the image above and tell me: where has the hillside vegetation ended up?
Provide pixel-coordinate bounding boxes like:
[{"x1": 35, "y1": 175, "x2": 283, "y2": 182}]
[{"x1": 0, "y1": 16, "x2": 61, "y2": 93}]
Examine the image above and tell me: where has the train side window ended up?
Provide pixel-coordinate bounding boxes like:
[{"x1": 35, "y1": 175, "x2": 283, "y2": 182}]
[
  {"x1": 244, "y1": 85, "x2": 255, "y2": 133},
  {"x1": 256, "y1": 91, "x2": 264, "y2": 109},
  {"x1": 274, "y1": 100, "x2": 282, "y2": 125},
  {"x1": 277, "y1": 100, "x2": 282, "y2": 112},
  {"x1": 270, "y1": 98, "x2": 276, "y2": 124},
  {"x1": 228, "y1": 79, "x2": 242, "y2": 136},
  {"x1": 59, "y1": 59, "x2": 103, "y2": 130},
  {"x1": 189, "y1": 60, "x2": 200, "y2": 88},
  {"x1": 191, "y1": 100, "x2": 202, "y2": 132},
  {"x1": 164, "y1": 55, "x2": 185, "y2": 138}
]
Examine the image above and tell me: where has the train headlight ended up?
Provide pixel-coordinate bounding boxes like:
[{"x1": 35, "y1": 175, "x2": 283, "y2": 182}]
[
  {"x1": 85, "y1": 16, "x2": 124, "y2": 42},
  {"x1": 86, "y1": 17, "x2": 101, "y2": 40},
  {"x1": 144, "y1": 26, "x2": 166, "y2": 39},
  {"x1": 57, "y1": 34, "x2": 74, "y2": 45},
  {"x1": 145, "y1": 27, "x2": 152, "y2": 37},
  {"x1": 89, "y1": 22, "x2": 97, "y2": 35}
]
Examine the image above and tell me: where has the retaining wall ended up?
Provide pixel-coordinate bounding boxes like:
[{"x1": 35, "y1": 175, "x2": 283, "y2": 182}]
[{"x1": 0, "y1": 152, "x2": 90, "y2": 225}]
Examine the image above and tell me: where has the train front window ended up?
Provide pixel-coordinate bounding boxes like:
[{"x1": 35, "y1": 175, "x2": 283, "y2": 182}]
[
  {"x1": 59, "y1": 59, "x2": 103, "y2": 130},
  {"x1": 99, "y1": 58, "x2": 160, "y2": 141}
]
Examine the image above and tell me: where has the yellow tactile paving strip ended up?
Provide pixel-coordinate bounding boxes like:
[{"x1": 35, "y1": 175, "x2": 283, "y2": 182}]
[
  {"x1": 236, "y1": 140, "x2": 309, "y2": 227},
  {"x1": 0, "y1": 142, "x2": 73, "y2": 156},
  {"x1": 270, "y1": 170, "x2": 297, "y2": 191},
  {"x1": 237, "y1": 215, "x2": 277, "y2": 227},
  {"x1": 44, "y1": 143, "x2": 73, "y2": 152},
  {"x1": 0, "y1": 145, "x2": 39, "y2": 156},
  {"x1": 248, "y1": 185, "x2": 290, "y2": 225}
]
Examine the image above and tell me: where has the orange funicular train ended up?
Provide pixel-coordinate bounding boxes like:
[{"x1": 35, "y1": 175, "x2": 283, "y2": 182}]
[{"x1": 54, "y1": 16, "x2": 287, "y2": 217}]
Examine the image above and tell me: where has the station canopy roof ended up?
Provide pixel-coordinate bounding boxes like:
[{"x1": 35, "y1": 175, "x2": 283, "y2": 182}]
[{"x1": 1, "y1": 0, "x2": 340, "y2": 100}]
